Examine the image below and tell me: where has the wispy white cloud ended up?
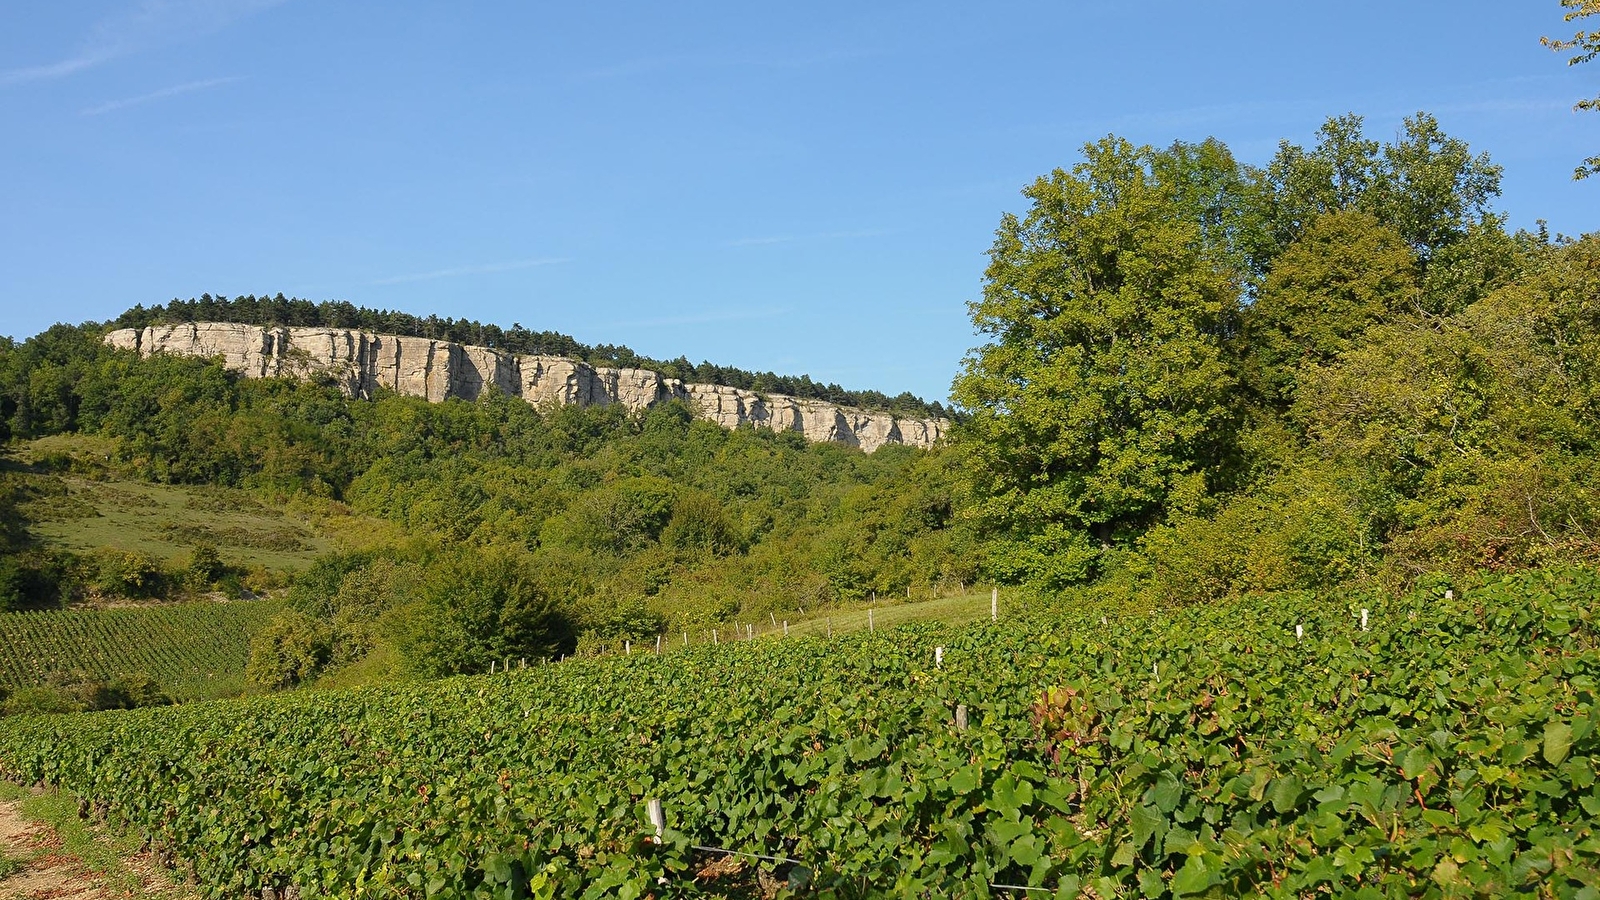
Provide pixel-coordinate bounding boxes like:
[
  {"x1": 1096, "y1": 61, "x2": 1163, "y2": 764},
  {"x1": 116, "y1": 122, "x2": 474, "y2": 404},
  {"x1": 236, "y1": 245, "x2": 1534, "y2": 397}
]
[
  {"x1": 371, "y1": 258, "x2": 569, "y2": 286},
  {"x1": 724, "y1": 228, "x2": 889, "y2": 248},
  {"x1": 81, "y1": 76, "x2": 240, "y2": 115},
  {"x1": 2, "y1": 0, "x2": 285, "y2": 86}
]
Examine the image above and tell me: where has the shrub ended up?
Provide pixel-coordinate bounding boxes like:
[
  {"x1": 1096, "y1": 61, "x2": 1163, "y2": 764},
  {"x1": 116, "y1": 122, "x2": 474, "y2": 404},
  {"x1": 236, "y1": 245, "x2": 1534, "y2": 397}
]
[
  {"x1": 89, "y1": 548, "x2": 168, "y2": 600},
  {"x1": 244, "y1": 610, "x2": 331, "y2": 691}
]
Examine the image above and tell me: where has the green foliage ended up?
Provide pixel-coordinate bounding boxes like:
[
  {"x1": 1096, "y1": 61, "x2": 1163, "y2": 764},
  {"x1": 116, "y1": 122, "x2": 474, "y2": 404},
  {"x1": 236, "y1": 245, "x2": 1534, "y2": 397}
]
[
  {"x1": 659, "y1": 488, "x2": 739, "y2": 554},
  {"x1": 2, "y1": 686, "x2": 77, "y2": 716},
  {"x1": 244, "y1": 608, "x2": 330, "y2": 691},
  {"x1": 0, "y1": 600, "x2": 284, "y2": 701},
  {"x1": 542, "y1": 475, "x2": 679, "y2": 555},
  {"x1": 0, "y1": 473, "x2": 30, "y2": 554},
  {"x1": 0, "y1": 323, "x2": 112, "y2": 439},
  {"x1": 1240, "y1": 208, "x2": 1418, "y2": 406},
  {"x1": 0, "y1": 322, "x2": 971, "y2": 637},
  {"x1": 87, "y1": 548, "x2": 167, "y2": 600},
  {"x1": 391, "y1": 547, "x2": 575, "y2": 678},
  {"x1": 952, "y1": 136, "x2": 1240, "y2": 581},
  {"x1": 3, "y1": 568, "x2": 1598, "y2": 897},
  {"x1": 1116, "y1": 475, "x2": 1380, "y2": 606},
  {"x1": 1257, "y1": 112, "x2": 1502, "y2": 267},
  {"x1": 1543, "y1": 0, "x2": 1600, "y2": 177},
  {"x1": 951, "y1": 113, "x2": 1599, "y2": 598},
  {"x1": 186, "y1": 543, "x2": 225, "y2": 585}
]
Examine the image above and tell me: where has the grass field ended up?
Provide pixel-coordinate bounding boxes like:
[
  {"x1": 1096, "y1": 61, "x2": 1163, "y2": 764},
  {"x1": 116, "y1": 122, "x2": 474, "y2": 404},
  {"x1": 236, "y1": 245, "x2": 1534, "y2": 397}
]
[
  {"x1": 13, "y1": 435, "x2": 331, "y2": 572},
  {"x1": 784, "y1": 590, "x2": 996, "y2": 636}
]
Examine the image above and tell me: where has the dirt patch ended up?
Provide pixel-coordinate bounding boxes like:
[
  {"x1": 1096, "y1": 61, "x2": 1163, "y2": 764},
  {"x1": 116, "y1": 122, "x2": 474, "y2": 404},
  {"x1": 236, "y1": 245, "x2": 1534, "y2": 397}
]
[
  {"x1": 0, "y1": 796, "x2": 104, "y2": 899},
  {"x1": 0, "y1": 796, "x2": 180, "y2": 900}
]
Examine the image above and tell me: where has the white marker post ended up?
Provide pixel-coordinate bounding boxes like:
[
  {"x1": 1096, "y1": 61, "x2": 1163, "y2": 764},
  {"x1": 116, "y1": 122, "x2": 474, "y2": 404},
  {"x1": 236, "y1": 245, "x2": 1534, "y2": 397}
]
[
  {"x1": 868, "y1": 608, "x2": 875, "y2": 632},
  {"x1": 1360, "y1": 608, "x2": 1369, "y2": 632},
  {"x1": 935, "y1": 646, "x2": 944, "y2": 669},
  {"x1": 1295, "y1": 624, "x2": 1303, "y2": 643},
  {"x1": 991, "y1": 587, "x2": 998, "y2": 622},
  {"x1": 646, "y1": 798, "x2": 665, "y2": 841}
]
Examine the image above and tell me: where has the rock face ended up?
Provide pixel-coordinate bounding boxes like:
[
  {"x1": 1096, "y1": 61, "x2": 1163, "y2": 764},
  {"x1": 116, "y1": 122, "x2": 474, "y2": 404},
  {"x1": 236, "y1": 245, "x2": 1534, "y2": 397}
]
[{"x1": 105, "y1": 323, "x2": 948, "y2": 452}]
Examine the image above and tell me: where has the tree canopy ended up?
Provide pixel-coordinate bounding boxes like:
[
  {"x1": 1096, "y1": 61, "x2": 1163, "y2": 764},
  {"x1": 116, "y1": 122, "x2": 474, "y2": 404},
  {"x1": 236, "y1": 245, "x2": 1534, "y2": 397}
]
[
  {"x1": 1544, "y1": 0, "x2": 1600, "y2": 178},
  {"x1": 951, "y1": 113, "x2": 1597, "y2": 600}
]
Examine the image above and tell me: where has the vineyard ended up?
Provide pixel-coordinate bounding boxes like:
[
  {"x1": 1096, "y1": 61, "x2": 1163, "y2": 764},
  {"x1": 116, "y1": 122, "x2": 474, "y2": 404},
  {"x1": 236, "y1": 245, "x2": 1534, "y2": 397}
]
[
  {"x1": 0, "y1": 600, "x2": 285, "y2": 700},
  {"x1": 0, "y1": 570, "x2": 1595, "y2": 898}
]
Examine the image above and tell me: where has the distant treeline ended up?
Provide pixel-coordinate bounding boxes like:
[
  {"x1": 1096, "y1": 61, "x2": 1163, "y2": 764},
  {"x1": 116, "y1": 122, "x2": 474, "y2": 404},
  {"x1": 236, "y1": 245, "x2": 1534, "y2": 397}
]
[{"x1": 111, "y1": 295, "x2": 950, "y2": 419}]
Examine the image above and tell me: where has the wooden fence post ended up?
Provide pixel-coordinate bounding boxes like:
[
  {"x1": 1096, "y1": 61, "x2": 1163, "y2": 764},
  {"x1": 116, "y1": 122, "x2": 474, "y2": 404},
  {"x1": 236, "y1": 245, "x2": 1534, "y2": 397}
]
[{"x1": 955, "y1": 704, "x2": 969, "y2": 731}]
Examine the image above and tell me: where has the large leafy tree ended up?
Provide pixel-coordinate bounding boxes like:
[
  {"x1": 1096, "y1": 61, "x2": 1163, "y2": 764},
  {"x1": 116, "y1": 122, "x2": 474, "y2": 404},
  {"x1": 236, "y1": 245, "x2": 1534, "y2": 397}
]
[
  {"x1": 1257, "y1": 113, "x2": 1502, "y2": 268},
  {"x1": 1240, "y1": 209, "x2": 1419, "y2": 407},
  {"x1": 952, "y1": 138, "x2": 1241, "y2": 586},
  {"x1": 1544, "y1": 0, "x2": 1600, "y2": 178}
]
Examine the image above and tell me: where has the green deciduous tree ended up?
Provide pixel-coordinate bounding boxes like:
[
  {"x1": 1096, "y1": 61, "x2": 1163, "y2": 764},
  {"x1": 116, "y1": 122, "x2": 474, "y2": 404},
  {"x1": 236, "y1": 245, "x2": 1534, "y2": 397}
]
[
  {"x1": 245, "y1": 609, "x2": 331, "y2": 691},
  {"x1": 393, "y1": 548, "x2": 574, "y2": 677},
  {"x1": 1241, "y1": 209, "x2": 1419, "y2": 407},
  {"x1": 1258, "y1": 113, "x2": 1502, "y2": 266},
  {"x1": 1544, "y1": 0, "x2": 1600, "y2": 178},
  {"x1": 952, "y1": 137, "x2": 1241, "y2": 586}
]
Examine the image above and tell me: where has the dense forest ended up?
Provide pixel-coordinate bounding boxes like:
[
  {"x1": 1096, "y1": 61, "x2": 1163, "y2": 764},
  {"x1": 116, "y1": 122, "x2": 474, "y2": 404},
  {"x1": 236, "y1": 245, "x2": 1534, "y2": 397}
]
[
  {"x1": 2, "y1": 111, "x2": 1598, "y2": 693},
  {"x1": 109, "y1": 295, "x2": 951, "y2": 419}
]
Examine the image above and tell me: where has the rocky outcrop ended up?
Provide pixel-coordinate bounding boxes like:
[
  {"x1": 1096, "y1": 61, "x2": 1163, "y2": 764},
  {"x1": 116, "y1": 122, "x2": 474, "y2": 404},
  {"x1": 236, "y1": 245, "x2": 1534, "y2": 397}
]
[{"x1": 105, "y1": 323, "x2": 948, "y2": 452}]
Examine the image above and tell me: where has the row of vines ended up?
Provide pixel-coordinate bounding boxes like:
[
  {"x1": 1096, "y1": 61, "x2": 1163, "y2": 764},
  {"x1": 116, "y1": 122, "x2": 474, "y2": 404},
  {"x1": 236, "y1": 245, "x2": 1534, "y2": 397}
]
[
  {"x1": 0, "y1": 599, "x2": 284, "y2": 699},
  {"x1": 0, "y1": 571, "x2": 1595, "y2": 897}
]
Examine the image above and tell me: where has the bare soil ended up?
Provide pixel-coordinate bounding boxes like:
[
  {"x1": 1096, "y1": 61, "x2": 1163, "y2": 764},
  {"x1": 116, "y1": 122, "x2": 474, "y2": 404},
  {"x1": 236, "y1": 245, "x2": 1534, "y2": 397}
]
[{"x1": 0, "y1": 795, "x2": 184, "y2": 900}]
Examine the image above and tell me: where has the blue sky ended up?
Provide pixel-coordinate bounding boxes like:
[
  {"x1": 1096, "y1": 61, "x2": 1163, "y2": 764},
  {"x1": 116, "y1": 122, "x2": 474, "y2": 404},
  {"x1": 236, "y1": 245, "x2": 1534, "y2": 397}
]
[{"x1": 2, "y1": 1, "x2": 1596, "y2": 404}]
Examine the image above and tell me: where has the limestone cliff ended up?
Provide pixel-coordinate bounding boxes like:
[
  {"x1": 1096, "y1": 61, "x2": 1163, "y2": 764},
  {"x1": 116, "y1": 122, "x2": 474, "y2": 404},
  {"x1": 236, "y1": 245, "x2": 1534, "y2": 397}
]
[{"x1": 104, "y1": 323, "x2": 948, "y2": 452}]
